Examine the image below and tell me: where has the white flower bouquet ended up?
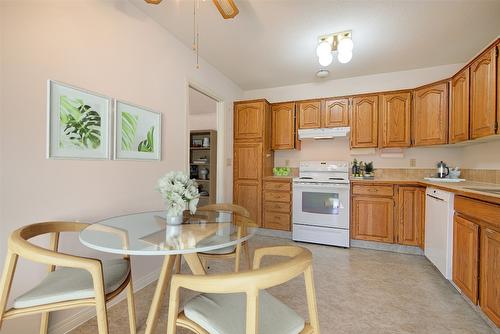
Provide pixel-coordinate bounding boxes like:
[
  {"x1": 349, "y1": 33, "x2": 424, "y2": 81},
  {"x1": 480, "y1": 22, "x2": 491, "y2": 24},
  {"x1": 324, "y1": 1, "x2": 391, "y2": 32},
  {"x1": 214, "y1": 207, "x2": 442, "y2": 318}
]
[{"x1": 156, "y1": 172, "x2": 200, "y2": 221}]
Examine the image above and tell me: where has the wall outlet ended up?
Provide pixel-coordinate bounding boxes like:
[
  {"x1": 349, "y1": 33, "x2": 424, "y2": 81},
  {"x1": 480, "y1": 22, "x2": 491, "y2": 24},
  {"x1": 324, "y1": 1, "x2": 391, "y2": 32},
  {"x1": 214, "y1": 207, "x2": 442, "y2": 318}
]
[
  {"x1": 226, "y1": 158, "x2": 232, "y2": 166},
  {"x1": 409, "y1": 158, "x2": 416, "y2": 167},
  {"x1": 285, "y1": 159, "x2": 290, "y2": 167}
]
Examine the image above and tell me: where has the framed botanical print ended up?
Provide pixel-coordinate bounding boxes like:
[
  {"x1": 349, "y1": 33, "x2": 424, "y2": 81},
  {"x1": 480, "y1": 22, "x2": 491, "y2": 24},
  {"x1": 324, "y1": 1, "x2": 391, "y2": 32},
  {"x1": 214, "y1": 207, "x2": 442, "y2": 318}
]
[
  {"x1": 114, "y1": 100, "x2": 162, "y2": 160},
  {"x1": 47, "y1": 80, "x2": 112, "y2": 159}
]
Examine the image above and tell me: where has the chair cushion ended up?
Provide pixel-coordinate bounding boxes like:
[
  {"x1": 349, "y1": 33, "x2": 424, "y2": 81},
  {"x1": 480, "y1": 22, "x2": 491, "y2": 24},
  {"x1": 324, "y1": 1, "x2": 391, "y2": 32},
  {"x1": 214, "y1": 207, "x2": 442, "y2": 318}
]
[
  {"x1": 184, "y1": 290, "x2": 305, "y2": 334},
  {"x1": 200, "y1": 244, "x2": 236, "y2": 255},
  {"x1": 13, "y1": 258, "x2": 129, "y2": 309}
]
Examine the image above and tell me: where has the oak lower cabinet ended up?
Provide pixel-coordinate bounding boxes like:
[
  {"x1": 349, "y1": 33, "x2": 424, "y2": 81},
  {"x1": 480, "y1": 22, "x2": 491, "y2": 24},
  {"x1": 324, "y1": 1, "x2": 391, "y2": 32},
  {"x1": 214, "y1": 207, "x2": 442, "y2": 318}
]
[
  {"x1": 397, "y1": 186, "x2": 425, "y2": 247},
  {"x1": 449, "y1": 68, "x2": 470, "y2": 143},
  {"x1": 380, "y1": 91, "x2": 411, "y2": 148},
  {"x1": 271, "y1": 102, "x2": 298, "y2": 150},
  {"x1": 233, "y1": 181, "x2": 262, "y2": 227},
  {"x1": 233, "y1": 100, "x2": 274, "y2": 227},
  {"x1": 480, "y1": 228, "x2": 500, "y2": 326},
  {"x1": 412, "y1": 81, "x2": 449, "y2": 146},
  {"x1": 470, "y1": 45, "x2": 497, "y2": 139},
  {"x1": 351, "y1": 95, "x2": 379, "y2": 148},
  {"x1": 452, "y1": 215, "x2": 479, "y2": 304},
  {"x1": 262, "y1": 178, "x2": 291, "y2": 231},
  {"x1": 352, "y1": 195, "x2": 394, "y2": 243},
  {"x1": 454, "y1": 196, "x2": 500, "y2": 327}
]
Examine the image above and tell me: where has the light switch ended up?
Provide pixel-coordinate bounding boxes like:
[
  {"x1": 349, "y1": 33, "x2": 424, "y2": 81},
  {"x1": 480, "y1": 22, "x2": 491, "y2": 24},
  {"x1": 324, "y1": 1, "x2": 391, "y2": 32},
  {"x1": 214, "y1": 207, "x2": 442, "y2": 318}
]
[
  {"x1": 226, "y1": 158, "x2": 232, "y2": 166},
  {"x1": 410, "y1": 158, "x2": 416, "y2": 167}
]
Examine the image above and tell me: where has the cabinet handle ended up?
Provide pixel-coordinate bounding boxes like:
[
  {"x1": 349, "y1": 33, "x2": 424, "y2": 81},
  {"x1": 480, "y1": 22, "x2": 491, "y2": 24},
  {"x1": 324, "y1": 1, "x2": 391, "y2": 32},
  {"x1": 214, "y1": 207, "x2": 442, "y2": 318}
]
[{"x1": 368, "y1": 188, "x2": 378, "y2": 192}]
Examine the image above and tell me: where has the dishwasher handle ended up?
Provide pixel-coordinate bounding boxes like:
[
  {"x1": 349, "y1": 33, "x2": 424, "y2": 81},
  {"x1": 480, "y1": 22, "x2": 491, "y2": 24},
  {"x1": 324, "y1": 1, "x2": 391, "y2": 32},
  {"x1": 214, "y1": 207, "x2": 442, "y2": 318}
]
[{"x1": 426, "y1": 194, "x2": 445, "y2": 202}]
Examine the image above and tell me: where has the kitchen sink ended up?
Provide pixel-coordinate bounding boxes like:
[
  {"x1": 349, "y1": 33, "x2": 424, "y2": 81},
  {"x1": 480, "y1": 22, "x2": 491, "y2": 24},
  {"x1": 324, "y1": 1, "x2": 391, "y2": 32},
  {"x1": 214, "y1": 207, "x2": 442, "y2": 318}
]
[{"x1": 463, "y1": 187, "x2": 500, "y2": 195}]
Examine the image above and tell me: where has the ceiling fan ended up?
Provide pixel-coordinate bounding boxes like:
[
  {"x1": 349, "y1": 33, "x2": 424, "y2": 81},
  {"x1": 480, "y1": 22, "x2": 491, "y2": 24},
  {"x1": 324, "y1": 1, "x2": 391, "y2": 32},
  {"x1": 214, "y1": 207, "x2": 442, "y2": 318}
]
[{"x1": 144, "y1": 0, "x2": 239, "y2": 19}]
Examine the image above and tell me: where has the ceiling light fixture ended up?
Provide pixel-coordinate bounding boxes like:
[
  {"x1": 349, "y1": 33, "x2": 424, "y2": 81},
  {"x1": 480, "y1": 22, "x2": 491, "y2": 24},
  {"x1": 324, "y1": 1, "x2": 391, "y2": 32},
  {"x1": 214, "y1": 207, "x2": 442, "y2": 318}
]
[{"x1": 315, "y1": 30, "x2": 353, "y2": 67}]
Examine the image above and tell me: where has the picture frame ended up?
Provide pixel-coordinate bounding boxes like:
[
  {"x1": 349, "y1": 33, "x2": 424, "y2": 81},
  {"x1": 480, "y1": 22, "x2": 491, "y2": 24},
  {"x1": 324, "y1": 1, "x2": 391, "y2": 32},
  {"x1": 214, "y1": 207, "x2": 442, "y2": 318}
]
[
  {"x1": 192, "y1": 139, "x2": 203, "y2": 147},
  {"x1": 114, "y1": 100, "x2": 162, "y2": 161},
  {"x1": 47, "y1": 80, "x2": 112, "y2": 159}
]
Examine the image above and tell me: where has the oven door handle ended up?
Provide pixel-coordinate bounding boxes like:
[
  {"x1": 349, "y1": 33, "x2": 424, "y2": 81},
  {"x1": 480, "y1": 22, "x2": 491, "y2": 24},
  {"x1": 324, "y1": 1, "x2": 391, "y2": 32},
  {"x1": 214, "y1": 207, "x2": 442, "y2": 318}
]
[{"x1": 293, "y1": 183, "x2": 350, "y2": 189}]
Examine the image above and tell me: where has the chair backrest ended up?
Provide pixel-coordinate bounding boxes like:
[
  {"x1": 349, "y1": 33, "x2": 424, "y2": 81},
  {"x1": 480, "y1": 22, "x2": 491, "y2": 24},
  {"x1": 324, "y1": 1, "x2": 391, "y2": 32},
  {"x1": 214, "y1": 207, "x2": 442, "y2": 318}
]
[
  {"x1": 197, "y1": 203, "x2": 251, "y2": 218},
  {"x1": 167, "y1": 245, "x2": 319, "y2": 334}
]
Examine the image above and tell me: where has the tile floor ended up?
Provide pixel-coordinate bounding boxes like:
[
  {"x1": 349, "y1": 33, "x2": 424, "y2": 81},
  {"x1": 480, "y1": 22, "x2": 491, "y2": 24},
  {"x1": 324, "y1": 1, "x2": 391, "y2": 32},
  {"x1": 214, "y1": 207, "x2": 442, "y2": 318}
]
[{"x1": 71, "y1": 236, "x2": 495, "y2": 334}]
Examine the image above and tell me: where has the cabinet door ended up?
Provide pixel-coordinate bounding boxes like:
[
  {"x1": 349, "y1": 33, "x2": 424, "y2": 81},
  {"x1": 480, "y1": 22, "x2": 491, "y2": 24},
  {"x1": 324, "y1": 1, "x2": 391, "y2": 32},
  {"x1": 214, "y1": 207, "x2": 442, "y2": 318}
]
[
  {"x1": 397, "y1": 186, "x2": 425, "y2": 247},
  {"x1": 324, "y1": 98, "x2": 349, "y2": 128},
  {"x1": 233, "y1": 142, "x2": 262, "y2": 181},
  {"x1": 271, "y1": 102, "x2": 295, "y2": 150},
  {"x1": 352, "y1": 196, "x2": 394, "y2": 243},
  {"x1": 234, "y1": 102, "x2": 264, "y2": 140},
  {"x1": 298, "y1": 100, "x2": 321, "y2": 129},
  {"x1": 480, "y1": 228, "x2": 500, "y2": 326},
  {"x1": 413, "y1": 82, "x2": 448, "y2": 146},
  {"x1": 351, "y1": 95, "x2": 379, "y2": 148},
  {"x1": 380, "y1": 92, "x2": 411, "y2": 147},
  {"x1": 470, "y1": 47, "x2": 497, "y2": 139},
  {"x1": 452, "y1": 215, "x2": 479, "y2": 304},
  {"x1": 234, "y1": 181, "x2": 262, "y2": 227},
  {"x1": 449, "y1": 68, "x2": 470, "y2": 143}
]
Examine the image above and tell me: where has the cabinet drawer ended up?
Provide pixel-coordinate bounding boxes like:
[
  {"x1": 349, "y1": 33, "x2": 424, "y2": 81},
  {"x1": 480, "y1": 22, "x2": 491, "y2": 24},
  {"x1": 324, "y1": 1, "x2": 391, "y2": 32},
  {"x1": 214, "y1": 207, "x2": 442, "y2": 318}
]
[
  {"x1": 263, "y1": 181, "x2": 291, "y2": 192},
  {"x1": 264, "y1": 211, "x2": 291, "y2": 231},
  {"x1": 264, "y1": 201, "x2": 291, "y2": 213},
  {"x1": 264, "y1": 191, "x2": 291, "y2": 203},
  {"x1": 352, "y1": 184, "x2": 393, "y2": 197}
]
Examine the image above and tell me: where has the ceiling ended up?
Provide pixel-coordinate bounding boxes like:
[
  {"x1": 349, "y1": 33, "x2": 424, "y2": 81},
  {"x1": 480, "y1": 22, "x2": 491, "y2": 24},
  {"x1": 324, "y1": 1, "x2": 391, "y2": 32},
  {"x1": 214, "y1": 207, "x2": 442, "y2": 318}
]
[{"x1": 131, "y1": 0, "x2": 500, "y2": 90}]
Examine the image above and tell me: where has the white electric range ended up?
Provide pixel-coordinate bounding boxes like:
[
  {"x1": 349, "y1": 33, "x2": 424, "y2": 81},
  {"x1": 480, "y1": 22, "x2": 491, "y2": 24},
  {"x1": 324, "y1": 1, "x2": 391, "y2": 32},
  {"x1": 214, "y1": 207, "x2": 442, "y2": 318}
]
[{"x1": 292, "y1": 161, "x2": 350, "y2": 247}]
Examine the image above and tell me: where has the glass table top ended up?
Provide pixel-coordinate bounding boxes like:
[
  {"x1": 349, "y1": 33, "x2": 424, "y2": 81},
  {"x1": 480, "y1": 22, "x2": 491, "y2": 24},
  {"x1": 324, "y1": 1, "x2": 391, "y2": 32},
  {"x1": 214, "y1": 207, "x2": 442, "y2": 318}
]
[{"x1": 79, "y1": 210, "x2": 256, "y2": 256}]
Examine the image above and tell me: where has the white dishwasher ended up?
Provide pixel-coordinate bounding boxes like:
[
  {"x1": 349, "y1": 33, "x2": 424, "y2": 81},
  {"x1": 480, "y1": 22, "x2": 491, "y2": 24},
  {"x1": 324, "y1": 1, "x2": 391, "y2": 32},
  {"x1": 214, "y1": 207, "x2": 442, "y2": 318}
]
[{"x1": 424, "y1": 187, "x2": 454, "y2": 280}]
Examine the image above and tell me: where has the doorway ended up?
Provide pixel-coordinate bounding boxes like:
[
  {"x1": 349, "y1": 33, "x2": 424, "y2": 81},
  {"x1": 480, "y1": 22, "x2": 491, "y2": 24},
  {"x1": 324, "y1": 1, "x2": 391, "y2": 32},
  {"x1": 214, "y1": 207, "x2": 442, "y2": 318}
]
[{"x1": 186, "y1": 84, "x2": 225, "y2": 203}]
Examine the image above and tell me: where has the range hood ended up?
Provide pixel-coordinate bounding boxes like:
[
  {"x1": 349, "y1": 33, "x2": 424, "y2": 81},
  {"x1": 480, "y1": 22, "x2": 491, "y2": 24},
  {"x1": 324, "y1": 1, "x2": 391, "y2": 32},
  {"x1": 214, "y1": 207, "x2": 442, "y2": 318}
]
[{"x1": 298, "y1": 127, "x2": 350, "y2": 140}]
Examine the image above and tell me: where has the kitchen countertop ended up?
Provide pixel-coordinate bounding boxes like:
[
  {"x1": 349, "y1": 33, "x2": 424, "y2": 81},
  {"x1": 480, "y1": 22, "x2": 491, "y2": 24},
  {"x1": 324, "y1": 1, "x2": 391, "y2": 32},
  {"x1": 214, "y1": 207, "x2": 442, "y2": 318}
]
[{"x1": 350, "y1": 177, "x2": 500, "y2": 205}]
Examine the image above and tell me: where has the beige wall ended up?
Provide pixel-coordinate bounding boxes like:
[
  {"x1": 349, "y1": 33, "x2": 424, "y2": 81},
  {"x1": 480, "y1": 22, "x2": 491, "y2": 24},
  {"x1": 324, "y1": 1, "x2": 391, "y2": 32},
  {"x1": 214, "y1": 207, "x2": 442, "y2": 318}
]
[
  {"x1": 461, "y1": 140, "x2": 500, "y2": 169},
  {"x1": 0, "y1": 1, "x2": 242, "y2": 333},
  {"x1": 189, "y1": 113, "x2": 217, "y2": 131}
]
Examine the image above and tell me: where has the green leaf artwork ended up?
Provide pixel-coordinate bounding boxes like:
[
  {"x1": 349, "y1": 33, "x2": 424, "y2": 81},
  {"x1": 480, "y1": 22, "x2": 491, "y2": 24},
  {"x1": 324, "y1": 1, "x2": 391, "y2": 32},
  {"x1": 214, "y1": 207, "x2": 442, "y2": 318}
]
[
  {"x1": 121, "y1": 111, "x2": 138, "y2": 151},
  {"x1": 59, "y1": 96, "x2": 101, "y2": 149},
  {"x1": 138, "y1": 127, "x2": 155, "y2": 152}
]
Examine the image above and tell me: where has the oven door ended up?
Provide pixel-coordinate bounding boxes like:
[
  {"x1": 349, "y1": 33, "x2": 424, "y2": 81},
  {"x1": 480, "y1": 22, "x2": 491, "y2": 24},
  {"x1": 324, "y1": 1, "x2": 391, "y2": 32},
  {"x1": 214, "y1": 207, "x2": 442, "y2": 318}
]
[{"x1": 293, "y1": 182, "x2": 350, "y2": 229}]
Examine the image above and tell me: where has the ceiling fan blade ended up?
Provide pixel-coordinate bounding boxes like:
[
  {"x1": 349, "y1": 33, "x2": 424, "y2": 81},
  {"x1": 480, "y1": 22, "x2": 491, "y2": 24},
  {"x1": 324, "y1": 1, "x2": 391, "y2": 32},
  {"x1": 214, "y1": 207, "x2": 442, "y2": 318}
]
[
  {"x1": 144, "y1": 0, "x2": 162, "y2": 4},
  {"x1": 212, "y1": 0, "x2": 239, "y2": 19}
]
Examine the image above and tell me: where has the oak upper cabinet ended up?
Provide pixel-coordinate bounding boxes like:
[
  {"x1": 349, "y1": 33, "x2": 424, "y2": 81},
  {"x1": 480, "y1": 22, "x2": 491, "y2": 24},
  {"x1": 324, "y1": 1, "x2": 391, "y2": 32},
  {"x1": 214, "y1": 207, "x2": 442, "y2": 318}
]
[
  {"x1": 351, "y1": 95, "x2": 379, "y2": 148},
  {"x1": 380, "y1": 92, "x2": 411, "y2": 148},
  {"x1": 449, "y1": 68, "x2": 470, "y2": 143},
  {"x1": 397, "y1": 186, "x2": 425, "y2": 247},
  {"x1": 480, "y1": 228, "x2": 500, "y2": 326},
  {"x1": 352, "y1": 196, "x2": 394, "y2": 243},
  {"x1": 452, "y1": 215, "x2": 479, "y2": 304},
  {"x1": 470, "y1": 46, "x2": 497, "y2": 139},
  {"x1": 413, "y1": 82, "x2": 449, "y2": 146},
  {"x1": 271, "y1": 102, "x2": 296, "y2": 150},
  {"x1": 324, "y1": 98, "x2": 349, "y2": 128},
  {"x1": 234, "y1": 101, "x2": 265, "y2": 140},
  {"x1": 298, "y1": 100, "x2": 322, "y2": 129}
]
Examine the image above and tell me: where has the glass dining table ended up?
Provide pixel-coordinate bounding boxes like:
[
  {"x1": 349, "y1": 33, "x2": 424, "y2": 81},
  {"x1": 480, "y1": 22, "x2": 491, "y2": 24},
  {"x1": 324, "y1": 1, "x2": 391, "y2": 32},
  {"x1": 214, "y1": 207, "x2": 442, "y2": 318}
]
[{"x1": 79, "y1": 209, "x2": 256, "y2": 334}]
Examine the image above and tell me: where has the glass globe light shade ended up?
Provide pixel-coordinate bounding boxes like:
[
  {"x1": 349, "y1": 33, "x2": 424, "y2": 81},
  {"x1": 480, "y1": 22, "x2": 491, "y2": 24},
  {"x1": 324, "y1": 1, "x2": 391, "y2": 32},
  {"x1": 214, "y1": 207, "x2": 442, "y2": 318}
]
[
  {"x1": 337, "y1": 51, "x2": 352, "y2": 64},
  {"x1": 316, "y1": 40, "x2": 331, "y2": 58},
  {"x1": 337, "y1": 37, "x2": 354, "y2": 54},
  {"x1": 318, "y1": 53, "x2": 333, "y2": 66}
]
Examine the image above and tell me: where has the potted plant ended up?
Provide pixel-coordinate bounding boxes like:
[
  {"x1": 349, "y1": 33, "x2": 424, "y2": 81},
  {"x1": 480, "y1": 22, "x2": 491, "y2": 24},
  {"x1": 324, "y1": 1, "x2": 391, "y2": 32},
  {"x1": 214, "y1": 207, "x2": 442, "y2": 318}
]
[
  {"x1": 156, "y1": 171, "x2": 200, "y2": 225},
  {"x1": 364, "y1": 161, "x2": 374, "y2": 178}
]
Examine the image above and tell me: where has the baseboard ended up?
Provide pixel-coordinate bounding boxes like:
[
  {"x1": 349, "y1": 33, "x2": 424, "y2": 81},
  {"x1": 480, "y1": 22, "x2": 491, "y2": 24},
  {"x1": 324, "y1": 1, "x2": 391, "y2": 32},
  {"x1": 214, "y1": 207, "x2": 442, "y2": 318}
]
[
  {"x1": 48, "y1": 268, "x2": 161, "y2": 334},
  {"x1": 350, "y1": 239, "x2": 424, "y2": 255}
]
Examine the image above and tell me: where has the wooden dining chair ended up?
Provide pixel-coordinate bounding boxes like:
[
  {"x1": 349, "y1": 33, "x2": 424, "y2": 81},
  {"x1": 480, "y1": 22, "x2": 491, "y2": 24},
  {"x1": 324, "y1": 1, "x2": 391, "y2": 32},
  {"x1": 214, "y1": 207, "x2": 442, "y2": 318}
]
[
  {"x1": 0, "y1": 222, "x2": 136, "y2": 334},
  {"x1": 167, "y1": 245, "x2": 320, "y2": 334},
  {"x1": 176, "y1": 203, "x2": 253, "y2": 273}
]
